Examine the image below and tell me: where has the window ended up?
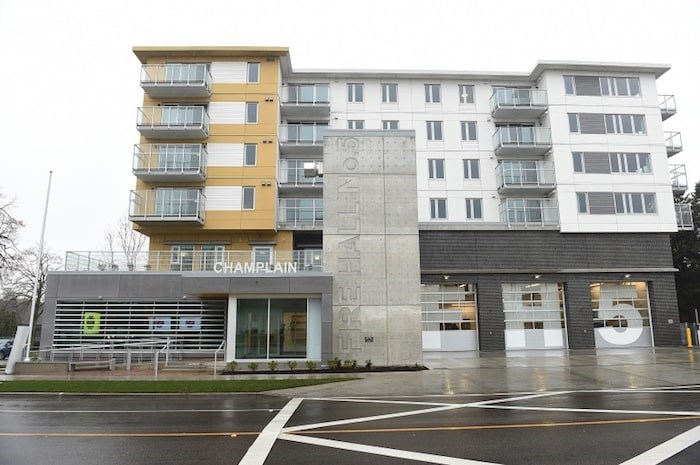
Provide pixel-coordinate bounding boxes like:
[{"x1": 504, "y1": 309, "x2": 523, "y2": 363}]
[
  {"x1": 610, "y1": 153, "x2": 651, "y2": 173},
  {"x1": 242, "y1": 187, "x2": 255, "y2": 210},
  {"x1": 428, "y1": 159, "x2": 445, "y2": 179},
  {"x1": 564, "y1": 75, "x2": 575, "y2": 95},
  {"x1": 463, "y1": 159, "x2": 480, "y2": 179},
  {"x1": 247, "y1": 63, "x2": 260, "y2": 83},
  {"x1": 170, "y1": 244, "x2": 194, "y2": 271},
  {"x1": 252, "y1": 246, "x2": 273, "y2": 265},
  {"x1": 577, "y1": 193, "x2": 589, "y2": 213},
  {"x1": 244, "y1": 144, "x2": 257, "y2": 166},
  {"x1": 347, "y1": 83, "x2": 364, "y2": 102},
  {"x1": 458, "y1": 84, "x2": 475, "y2": 104},
  {"x1": 382, "y1": 120, "x2": 399, "y2": 130},
  {"x1": 430, "y1": 198, "x2": 447, "y2": 219},
  {"x1": 604, "y1": 114, "x2": 646, "y2": 134},
  {"x1": 601, "y1": 77, "x2": 640, "y2": 96},
  {"x1": 614, "y1": 193, "x2": 656, "y2": 214},
  {"x1": 426, "y1": 121, "x2": 443, "y2": 141},
  {"x1": 575, "y1": 192, "x2": 616, "y2": 214},
  {"x1": 425, "y1": 84, "x2": 441, "y2": 103},
  {"x1": 245, "y1": 102, "x2": 258, "y2": 123},
  {"x1": 465, "y1": 198, "x2": 483, "y2": 219},
  {"x1": 572, "y1": 152, "x2": 583, "y2": 173},
  {"x1": 502, "y1": 283, "x2": 565, "y2": 332},
  {"x1": 347, "y1": 120, "x2": 364, "y2": 130},
  {"x1": 381, "y1": 83, "x2": 398, "y2": 103},
  {"x1": 201, "y1": 244, "x2": 225, "y2": 271},
  {"x1": 460, "y1": 121, "x2": 477, "y2": 141},
  {"x1": 235, "y1": 298, "x2": 309, "y2": 359},
  {"x1": 421, "y1": 284, "x2": 477, "y2": 331},
  {"x1": 568, "y1": 113, "x2": 579, "y2": 133},
  {"x1": 591, "y1": 282, "x2": 650, "y2": 331}
]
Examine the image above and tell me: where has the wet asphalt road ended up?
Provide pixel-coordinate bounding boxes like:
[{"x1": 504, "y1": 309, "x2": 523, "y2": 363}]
[{"x1": 1, "y1": 389, "x2": 699, "y2": 465}]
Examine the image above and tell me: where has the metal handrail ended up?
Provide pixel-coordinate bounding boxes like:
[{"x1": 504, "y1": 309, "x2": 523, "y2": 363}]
[
  {"x1": 49, "y1": 339, "x2": 170, "y2": 361},
  {"x1": 133, "y1": 144, "x2": 207, "y2": 177},
  {"x1": 213, "y1": 341, "x2": 225, "y2": 374}
]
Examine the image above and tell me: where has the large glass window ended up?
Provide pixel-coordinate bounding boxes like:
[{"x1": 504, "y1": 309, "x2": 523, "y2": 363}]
[
  {"x1": 421, "y1": 284, "x2": 477, "y2": 331},
  {"x1": 502, "y1": 283, "x2": 565, "y2": 330},
  {"x1": 591, "y1": 282, "x2": 649, "y2": 329},
  {"x1": 235, "y1": 298, "x2": 308, "y2": 359}
]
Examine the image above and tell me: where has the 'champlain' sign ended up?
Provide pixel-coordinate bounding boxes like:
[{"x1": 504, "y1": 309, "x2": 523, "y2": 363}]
[{"x1": 213, "y1": 262, "x2": 298, "y2": 273}]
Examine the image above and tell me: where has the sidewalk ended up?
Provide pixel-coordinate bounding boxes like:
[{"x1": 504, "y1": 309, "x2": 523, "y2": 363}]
[{"x1": 1, "y1": 347, "x2": 699, "y2": 397}]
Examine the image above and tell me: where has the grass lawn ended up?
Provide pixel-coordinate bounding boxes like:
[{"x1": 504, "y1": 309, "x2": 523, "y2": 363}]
[{"x1": 0, "y1": 378, "x2": 356, "y2": 393}]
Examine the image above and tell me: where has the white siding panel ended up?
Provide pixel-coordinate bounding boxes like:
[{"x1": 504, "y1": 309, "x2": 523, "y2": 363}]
[
  {"x1": 210, "y1": 62, "x2": 246, "y2": 83},
  {"x1": 207, "y1": 143, "x2": 244, "y2": 167},
  {"x1": 208, "y1": 102, "x2": 245, "y2": 124},
  {"x1": 205, "y1": 186, "x2": 242, "y2": 211}
]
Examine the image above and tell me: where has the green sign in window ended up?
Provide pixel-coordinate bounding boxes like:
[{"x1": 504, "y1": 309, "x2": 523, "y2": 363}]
[{"x1": 82, "y1": 312, "x2": 101, "y2": 334}]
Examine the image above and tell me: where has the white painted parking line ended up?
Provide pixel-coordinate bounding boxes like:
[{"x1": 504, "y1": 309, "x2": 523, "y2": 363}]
[
  {"x1": 280, "y1": 433, "x2": 503, "y2": 465},
  {"x1": 469, "y1": 391, "x2": 568, "y2": 406},
  {"x1": 0, "y1": 408, "x2": 279, "y2": 414},
  {"x1": 282, "y1": 403, "x2": 466, "y2": 433},
  {"x1": 474, "y1": 404, "x2": 700, "y2": 417},
  {"x1": 239, "y1": 398, "x2": 302, "y2": 465},
  {"x1": 304, "y1": 397, "x2": 458, "y2": 406},
  {"x1": 618, "y1": 424, "x2": 700, "y2": 465}
]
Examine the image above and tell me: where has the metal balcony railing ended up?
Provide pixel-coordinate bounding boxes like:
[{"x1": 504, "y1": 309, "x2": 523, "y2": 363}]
[
  {"x1": 669, "y1": 164, "x2": 688, "y2": 194},
  {"x1": 499, "y1": 198, "x2": 559, "y2": 227},
  {"x1": 129, "y1": 188, "x2": 205, "y2": 224},
  {"x1": 490, "y1": 88, "x2": 548, "y2": 117},
  {"x1": 493, "y1": 127, "x2": 552, "y2": 155},
  {"x1": 133, "y1": 144, "x2": 207, "y2": 181},
  {"x1": 665, "y1": 131, "x2": 683, "y2": 156},
  {"x1": 277, "y1": 198, "x2": 323, "y2": 228},
  {"x1": 64, "y1": 249, "x2": 323, "y2": 272},
  {"x1": 279, "y1": 160, "x2": 324, "y2": 187},
  {"x1": 136, "y1": 106, "x2": 210, "y2": 138},
  {"x1": 140, "y1": 63, "x2": 212, "y2": 97},
  {"x1": 659, "y1": 94, "x2": 677, "y2": 121},
  {"x1": 496, "y1": 161, "x2": 556, "y2": 192},
  {"x1": 675, "y1": 203, "x2": 694, "y2": 231},
  {"x1": 279, "y1": 124, "x2": 327, "y2": 146},
  {"x1": 280, "y1": 84, "x2": 330, "y2": 105}
]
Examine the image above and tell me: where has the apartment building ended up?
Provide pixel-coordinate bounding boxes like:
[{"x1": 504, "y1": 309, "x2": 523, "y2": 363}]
[{"x1": 42, "y1": 46, "x2": 689, "y2": 365}]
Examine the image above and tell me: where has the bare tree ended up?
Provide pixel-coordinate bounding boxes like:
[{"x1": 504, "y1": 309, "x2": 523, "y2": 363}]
[
  {"x1": 0, "y1": 192, "x2": 23, "y2": 282},
  {"x1": 104, "y1": 214, "x2": 148, "y2": 269},
  {"x1": 3, "y1": 246, "x2": 62, "y2": 343}
]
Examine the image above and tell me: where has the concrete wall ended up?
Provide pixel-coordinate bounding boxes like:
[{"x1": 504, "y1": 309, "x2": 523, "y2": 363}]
[{"x1": 324, "y1": 130, "x2": 422, "y2": 365}]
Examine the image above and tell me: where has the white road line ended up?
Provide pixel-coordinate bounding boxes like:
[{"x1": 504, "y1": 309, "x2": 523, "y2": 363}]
[
  {"x1": 280, "y1": 433, "x2": 503, "y2": 465},
  {"x1": 238, "y1": 398, "x2": 302, "y2": 465},
  {"x1": 618, "y1": 424, "x2": 700, "y2": 465},
  {"x1": 282, "y1": 404, "x2": 467, "y2": 433},
  {"x1": 475, "y1": 404, "x2": 700, "y2": 416},
  {"x1": 0, "y1": 409, "x2": 279, "y2": 414},
  {"x1": 303, "y1": 397, "x2": 458, "y2": 407},
  {"x1": 469, "y1": 391, "x2": 569, "y2": 406}
]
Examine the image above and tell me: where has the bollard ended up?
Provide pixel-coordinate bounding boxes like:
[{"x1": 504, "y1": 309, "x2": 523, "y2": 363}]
[{"x1": 687, "y1": 327, "x2": 693, "y2": 348}]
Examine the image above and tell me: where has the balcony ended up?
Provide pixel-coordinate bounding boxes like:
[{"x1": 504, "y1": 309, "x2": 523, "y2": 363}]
[
  {"x1": 133, "y1": 144, "x2": 207, "y2": 182},
  {"x1": 665, "y1": 131, "x2": 683, "y2": 157},
  {"x1": 669, "y1": 164, "x2": 688, "y2": 195},
  {"x1": 129, "y1": 188, "x2": 205, "y2": 225},
  {"x1": 280, "y1": 84, "x2": 330, "y2": 118},
  {"x1": 279, "y1": 123, "x2": 327, "y2": 154},
  {"x1": 137, "y1": 106, "x2": 210, "y2": 140},
  {"x1": 496, "y1": 161, "x2": 556, "y2": 194},
  {"x1": 277, "y1": 198, "x2": 323, "y2": 229},
  {"x1": 499, "y1": 198, "x2": 559, "y2": 227},
  {"x1": 279, "y1": 160, "x2": 324, "y2": 194},
  {"x1": 675, "y1": 203, "x2": 694, "y2": 231},
  {"x1": 659, "y1": 94, "x2": 677, "y2": 121},
  {"x1": 140, "y1": 63, "x2": 212, "y2": 98},
  {"x1": 64, "y1": 249, "x2": 323, "y2": 273},
  {"x1": 490, "y1": 88, "x2": 548, "y2": 119},
  {"x1": 493, "y1": 127, "x2": 552, "y2": 156}
]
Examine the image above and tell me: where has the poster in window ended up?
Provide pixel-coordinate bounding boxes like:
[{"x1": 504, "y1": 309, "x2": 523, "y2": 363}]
[
  {"x1": 149, "y1": 316, "x2": 172, "y2": 331},
  {"x1": 82, "y1": 312, "x2": 101, "y2": 335},
  {"x1": 179, "y1": 316, "x2": 201, "y2": 331}
]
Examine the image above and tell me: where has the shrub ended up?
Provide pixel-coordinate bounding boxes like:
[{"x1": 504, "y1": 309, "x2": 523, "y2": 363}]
[
  {"x1": 365, "y1": 359, "x2": 373, "y2": 369},
  {"x1": 327, "y1": 357, "x2": 341, "y2": 369},
  {"x1": 268, "y1": 360, "x2": 278, "y2": 371},
  {"x1": 343, "y1": 359, "x2": 357, "y2": 369},
  {"x1": 305, "y1": 360, "x2": 317, "y2": 370},
  {"x1": 287, "y1": 360, "x2": 298, "y2": 371},
  {"x1": 227, "y1": 361, "x2": 238, "y2": 372},
  {"x1": 248, "y1": 362, "x2": 259, "y2": 372}
]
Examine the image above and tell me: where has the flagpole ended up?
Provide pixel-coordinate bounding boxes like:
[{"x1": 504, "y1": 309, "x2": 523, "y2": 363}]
[{"x1": 24, "y1": 171, "x2": 53, "y2": 361}]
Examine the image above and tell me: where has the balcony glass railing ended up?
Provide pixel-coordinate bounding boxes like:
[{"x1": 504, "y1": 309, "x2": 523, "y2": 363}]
[
  {"x1": 280, "y1": 84, "x2": 330, "y2": 104},
  {"x1": 279, "y1": 160, "x2": 324, "y2": 186},
  {"x1": 490, "y1": 88, "x2": 547, "y2": 111},
  {"x1": 499, "y1": 198, "x2": 559, "y2": 227},
  {"x1": 137, "y1": 106, "x2": 210, "y2": 131},
  {"x1": 278, "y1": 198, "x2": 323, "y2": 228},
  {"x1": 659, "y1": 94, "x2": 676, "y2": 120},
  {"x1": 496, "y1": 161, "x2": 555, "y2": 190},
  {"x1": 279, "y1": 124, "x2": 327, "y2": 145},
  {"x1": 129, "y1": 188, "x2": 205, "y2": 223},
  {"x1": 493, "y1": 127, "x2": 552, "y2": 150},
  {"x1": 133, "y1": 144, "x2": 207, "y2": 177},
  {"x1": 665, "y1": 131, "x2": 683, "y2": 155},
  {"x1": 64, "y1": 249, "x2": 323, "y2": 273},
  {"x1": 669, "y1": 164, "x2": 688, "y2": 192},
  {"x1": 676, "y1": 203, "x2": 694, "y2": 231},
  {"x1": 140, "y1": 63, "x2": 212, "y2": 91}
]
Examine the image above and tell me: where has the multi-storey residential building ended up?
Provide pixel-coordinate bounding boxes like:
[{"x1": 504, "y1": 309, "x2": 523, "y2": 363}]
[{"x1": 42, "y1": 47, "x2": 689, "y2": 365}]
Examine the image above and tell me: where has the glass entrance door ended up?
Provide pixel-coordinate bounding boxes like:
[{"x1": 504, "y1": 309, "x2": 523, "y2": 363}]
[{"x1": 235, "y1": 298, "x2": 308, "y2": 359}]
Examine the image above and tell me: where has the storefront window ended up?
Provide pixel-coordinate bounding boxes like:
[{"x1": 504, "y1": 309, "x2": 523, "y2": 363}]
[{"x1": 235, "y1": 298, "x2": 308, "y2": 359}]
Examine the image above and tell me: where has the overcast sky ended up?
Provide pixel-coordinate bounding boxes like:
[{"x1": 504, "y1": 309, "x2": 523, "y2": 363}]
[{"x1": 1, "y1": 0, "x2": 698, "y2": 261}]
